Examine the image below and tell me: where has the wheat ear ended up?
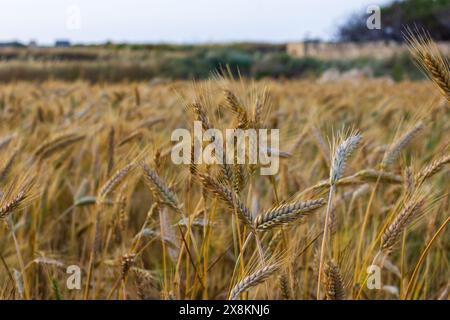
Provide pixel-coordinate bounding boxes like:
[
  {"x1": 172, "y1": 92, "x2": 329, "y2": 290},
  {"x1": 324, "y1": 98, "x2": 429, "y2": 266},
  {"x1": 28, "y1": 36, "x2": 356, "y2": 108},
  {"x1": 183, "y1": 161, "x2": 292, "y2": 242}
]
[
  {"x1": 415, "y1": 154, "x2": 450, "y2": 186},
  {"x1": 254, "y1": 198, "x2": 325, "y2": 231},
  {"x1": 188, "y1": 101, "x2": 211, "y2": 130},
  {"x1": 279, "y1": 274, "x2": 291, "y2": 300},
  {"x1": 381, "y1": 122, "x2": 424, "y2": 168},
  {"x1": 224, "y1": 89, "x2": 249, "y2": 129},
  {"x1": 142, "y1": 163, "x2": 180, "y2": 211},
  {"x1": 381, "y1": 199, "x2": 425, "y2": 254},
  {"x1": 34, "y1": 133, "x2": 85, "y2": 160},
  {"x1": 229, "y1": 264, "x2": 279, "y2": 300},
  {"x1": 330, "y1": 132, "x2": 362, "y2": 184},
  {"x1": 0, "y1": 148, "x2": 19, "y2": 182},
  {"x1": 199, "y1": 173, "x2": 253, "y2": 227},
  {"x1": 323, "y1": 260, "x2": 345, "y2": 300},
  {"x1": 0, "y1": 178, "x2": 35, "y2": 220},
  {"x1": 405, "y1": 28, "x2": 450, "y2": 102},
  {"x1": 97, "y1": 163, "x2": 135, "y2": 201}
]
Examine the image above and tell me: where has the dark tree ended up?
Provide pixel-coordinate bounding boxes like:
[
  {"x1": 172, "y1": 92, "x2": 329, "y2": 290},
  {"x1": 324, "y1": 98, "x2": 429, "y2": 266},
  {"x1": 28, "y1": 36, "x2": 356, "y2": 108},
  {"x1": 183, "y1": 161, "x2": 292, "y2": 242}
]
[{"x1": 338, "y1": 0, "x2": 450, "y2": 42}]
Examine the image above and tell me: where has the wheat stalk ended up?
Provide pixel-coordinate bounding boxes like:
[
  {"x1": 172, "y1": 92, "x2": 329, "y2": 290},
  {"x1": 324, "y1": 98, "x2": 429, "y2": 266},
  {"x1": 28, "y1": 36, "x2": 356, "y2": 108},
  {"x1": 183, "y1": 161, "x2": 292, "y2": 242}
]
[
  {"x1": 137, "y1": 117, "x2": 165, "y2": 129},
  {"x1": 118, "y1": 130, "x2": 143, "y2": 147},
  {"x1": 318, "y1": 130, "x2": 361, "y2": 299},
  {"x1": 107, "y1": 126, "x2": 115, "y2": 176},
  {"x1": 348, "y1": 169, "x2": 403, "y2": 184}
]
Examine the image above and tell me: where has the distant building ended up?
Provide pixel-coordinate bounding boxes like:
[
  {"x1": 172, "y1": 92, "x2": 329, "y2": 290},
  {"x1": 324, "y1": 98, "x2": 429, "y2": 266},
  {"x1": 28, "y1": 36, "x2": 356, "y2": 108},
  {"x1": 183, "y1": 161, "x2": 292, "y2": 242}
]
[
  {"x1": 286, "y1": 41, "x2": 450, "y2": 60},
  {"x1": 55, "y1": 40, "x2": 71, "y2": 48}
]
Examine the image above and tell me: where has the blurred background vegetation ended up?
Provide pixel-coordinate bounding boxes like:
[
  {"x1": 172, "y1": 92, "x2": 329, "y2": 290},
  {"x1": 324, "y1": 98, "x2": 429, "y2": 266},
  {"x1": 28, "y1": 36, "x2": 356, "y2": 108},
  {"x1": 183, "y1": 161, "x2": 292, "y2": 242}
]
[{"x1": 0, "y1": 0, "x2": 448, "y2": 83}]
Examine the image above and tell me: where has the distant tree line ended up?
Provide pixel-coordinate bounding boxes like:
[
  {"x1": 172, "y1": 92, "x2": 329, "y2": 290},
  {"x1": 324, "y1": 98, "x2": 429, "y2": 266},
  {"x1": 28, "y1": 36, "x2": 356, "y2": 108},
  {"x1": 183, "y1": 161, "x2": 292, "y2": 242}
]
[{"x1": 338, "y1": 0, "x2": 450, "y2": 42}]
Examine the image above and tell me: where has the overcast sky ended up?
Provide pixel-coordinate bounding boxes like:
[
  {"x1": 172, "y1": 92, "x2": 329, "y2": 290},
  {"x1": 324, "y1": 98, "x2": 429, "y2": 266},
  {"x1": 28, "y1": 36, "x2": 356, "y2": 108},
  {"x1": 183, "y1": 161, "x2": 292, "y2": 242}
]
[{"x1": 0, "y1": 0, "x2": 392, "y2": 44}]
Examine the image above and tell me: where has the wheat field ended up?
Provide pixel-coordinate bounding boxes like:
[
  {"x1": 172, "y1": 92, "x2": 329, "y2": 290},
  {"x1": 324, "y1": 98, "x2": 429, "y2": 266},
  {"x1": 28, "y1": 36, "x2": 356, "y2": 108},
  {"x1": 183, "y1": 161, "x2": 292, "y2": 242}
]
[{"x1": 0, "y1": 73, "x2": 448, "y2": 300}]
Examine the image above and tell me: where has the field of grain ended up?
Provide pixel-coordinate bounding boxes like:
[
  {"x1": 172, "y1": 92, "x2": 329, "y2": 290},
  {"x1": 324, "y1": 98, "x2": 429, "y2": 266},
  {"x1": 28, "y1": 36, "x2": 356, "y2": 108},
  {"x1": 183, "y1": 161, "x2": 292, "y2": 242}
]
[{"x1": 0, "y1": 74, "x2": 448, "y2": 300}]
